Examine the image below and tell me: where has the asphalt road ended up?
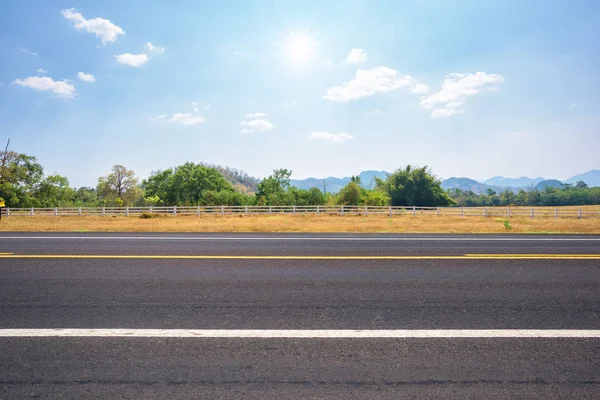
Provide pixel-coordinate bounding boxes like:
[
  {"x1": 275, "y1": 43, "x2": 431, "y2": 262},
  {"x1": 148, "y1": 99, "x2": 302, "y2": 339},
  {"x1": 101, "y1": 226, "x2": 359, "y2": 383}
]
[{"x1": 0, "y1": 233, "x2": 599, "y2": 399}]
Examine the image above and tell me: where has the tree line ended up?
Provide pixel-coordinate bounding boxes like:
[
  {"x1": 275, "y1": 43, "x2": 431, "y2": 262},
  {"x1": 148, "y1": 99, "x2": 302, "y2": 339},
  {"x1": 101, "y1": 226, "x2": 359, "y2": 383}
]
[
  {"x1": 449, "y1": 185, "x2": 600, "y2": 207},
  {"x1": 0, "y1": 147, "x2": 597, "y2": 208}
]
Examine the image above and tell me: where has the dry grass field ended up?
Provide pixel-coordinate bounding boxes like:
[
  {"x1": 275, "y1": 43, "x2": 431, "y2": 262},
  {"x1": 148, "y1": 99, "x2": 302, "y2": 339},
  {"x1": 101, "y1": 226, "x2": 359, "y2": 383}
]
[{"x1": 1, "y1": 213, "x2": 599, "y2": 234}]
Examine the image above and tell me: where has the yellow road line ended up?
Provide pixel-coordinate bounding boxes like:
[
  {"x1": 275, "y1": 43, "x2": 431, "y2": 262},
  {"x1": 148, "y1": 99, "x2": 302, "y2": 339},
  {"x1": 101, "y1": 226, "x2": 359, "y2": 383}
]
[
  {"x1": 0, "y1": 254, "x2": 599, "y2": 260},
  {"x1": 466, "y1": 254, "x2": 600, "y2": 258}
]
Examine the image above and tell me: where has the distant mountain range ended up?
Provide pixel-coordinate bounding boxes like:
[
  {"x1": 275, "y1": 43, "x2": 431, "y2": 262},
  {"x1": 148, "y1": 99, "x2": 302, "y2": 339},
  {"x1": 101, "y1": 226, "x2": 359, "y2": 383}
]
[
  {"x1": 565, "y1": 170, "x2": 600, "y2": 186},
  {"x1": 483, "y1": 176, "x2": 545, "y2": 188},
  {"x1": 287, "y1": 169, "x2": 600, "y2": 193},
  {"x1": 290, "y1": 170, "x2": 389, "y2": 193}
]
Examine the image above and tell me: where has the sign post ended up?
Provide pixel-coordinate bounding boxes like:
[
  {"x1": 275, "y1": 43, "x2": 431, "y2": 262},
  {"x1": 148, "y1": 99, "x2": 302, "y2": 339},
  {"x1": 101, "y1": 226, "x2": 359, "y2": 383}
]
[{"x1": 0, "y1": 200, "x2": 5, "y2": 220}]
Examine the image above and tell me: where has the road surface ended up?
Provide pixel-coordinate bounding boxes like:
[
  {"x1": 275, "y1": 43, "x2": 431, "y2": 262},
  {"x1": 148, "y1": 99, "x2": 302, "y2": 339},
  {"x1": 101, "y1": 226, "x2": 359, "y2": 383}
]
[{"x1": 0, "y1": 233, "x2": 598, "y2": 398}]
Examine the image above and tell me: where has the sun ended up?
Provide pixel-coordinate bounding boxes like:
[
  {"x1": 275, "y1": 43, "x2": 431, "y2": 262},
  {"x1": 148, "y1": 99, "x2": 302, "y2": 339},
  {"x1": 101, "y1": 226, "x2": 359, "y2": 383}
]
[
  {"x1": 282, "y1": 32, "x2": 317, "y2": 65},
  {"x1": 286, "y1": 34, "x2": 314, "y2": 62}
]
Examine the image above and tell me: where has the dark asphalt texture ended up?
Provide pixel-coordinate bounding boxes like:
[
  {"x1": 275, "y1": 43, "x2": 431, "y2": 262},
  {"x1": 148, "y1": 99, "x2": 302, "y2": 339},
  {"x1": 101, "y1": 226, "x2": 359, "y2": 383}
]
[{"x1": 0, "y1": 233, "x2": 599, "y2": 398}]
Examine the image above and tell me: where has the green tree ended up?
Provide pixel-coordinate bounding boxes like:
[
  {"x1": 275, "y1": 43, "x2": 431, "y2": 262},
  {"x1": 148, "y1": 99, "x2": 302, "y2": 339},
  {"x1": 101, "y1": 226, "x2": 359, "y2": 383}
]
[
  {"x1": 143, "y1": 163, "x2": 233, "y2": 206},
  {"x1": 287, "y1": 187, "x2": 327, "y2": 206},
  {"x1": 360, "y1": 190, "x2": 390, "y2": 206},
  {"x1": 575, "y1": 180, "x2": 588, "y2": 189},
  {"x1": 33, "y1": 175, "x2": 75, "y2": 207},
  {"x1": 97, "y1": 165, "x2": 141, "y2": 206},
  {"x1": 382, "y1": 165, "x2": 456, "y2": 207},
  {"x1": 73, "y1": 187, "x2": 100, "y2": 206},
  {"x1": 256, "y1": 169, "x2": 293, "y2": 205},
  {"x1": 0, "y1": 146, "x2": 45, "y2": 207},
  {"x1": 336, "y1": 181, "x2": 361, "y2": 205}
]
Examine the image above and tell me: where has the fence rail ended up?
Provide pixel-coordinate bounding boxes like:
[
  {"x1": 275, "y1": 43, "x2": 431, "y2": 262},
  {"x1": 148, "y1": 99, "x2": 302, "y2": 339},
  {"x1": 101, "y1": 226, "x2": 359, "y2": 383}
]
[{"x1": 1, "y1": 206, "x2": 599, "y2": 219}]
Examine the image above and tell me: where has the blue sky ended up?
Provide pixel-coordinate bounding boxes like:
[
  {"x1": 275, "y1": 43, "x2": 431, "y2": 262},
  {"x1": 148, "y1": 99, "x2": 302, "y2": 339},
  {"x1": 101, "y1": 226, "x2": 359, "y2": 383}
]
[{"x1": 1, "y1": 0, "x2": 598, "y2": 187}]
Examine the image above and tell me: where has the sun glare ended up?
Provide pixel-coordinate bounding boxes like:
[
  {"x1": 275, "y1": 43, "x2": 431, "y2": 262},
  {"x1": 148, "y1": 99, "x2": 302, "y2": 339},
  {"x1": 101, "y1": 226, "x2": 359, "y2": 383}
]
[{"x1": 284, "y1": 32, "x2": 316, "y2": 64}]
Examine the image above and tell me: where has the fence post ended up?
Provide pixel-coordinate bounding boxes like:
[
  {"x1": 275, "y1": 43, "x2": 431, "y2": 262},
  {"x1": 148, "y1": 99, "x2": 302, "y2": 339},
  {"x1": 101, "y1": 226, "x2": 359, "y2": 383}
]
[
  {"x1": 389, "y1": 206, "x2": 393, "y2": 217},
  {"x1": 149, "y1": 206, "x2": 153, "y2": 213},
  {"x1": 54, "y1": 207, "x2": 58, "y2": 217},
  {"x1": 269, "y1": 206, "x2": 272, "y2": 214},
  {"x1": 460, "y1": 207, "x2": 464, "y2": 217},
  {"x1": 6, "y1": 207, "x2": 9, "y2": 217},
  {"x1": 197, "y1": 206, "x2": 200, "y2": 216},
  {"x1": 437, "y1": 206, "x2": 440, "y2": 217},
  {"x1": 484, "y1": 207, "x2": 488, "y2": 218},
  {"x1": 365, "y1": 205, "x2": 368, "y2": 216},
  {"x1": 317, "y1": 205, "x2": 320, "y2": 215},
  {"x1": 126, "y1": 207, "x2": 129, "y2": 217},
  {"x1": 78, "y1": 207, "x2": 82, "y2": 217},
  {"x1": 31, "y1": 207, "x2": 34, "y2": 217},
  {"x1": 341, "y1": 206, "x2": 345, "y2": 216},
  {"x1": 413, "y1": 206, "x2": 416, "y2": 217},
  {"x1": 555, "y1": 208, "x2": 558, "y2": 219},
  {"x1": 173, "y1": 206, "x2": 177, "y2": 216},
  {"x1": 507, "y1": 207, "x2": 511, "y2": 218},
  {"x1": 531, "y1": 208, "x2": 534, "y2": 219},
  {"x1": 102, "y1": 207, "x2": 105, "y2": 217},
  {"x1": 293, "y1": 205, "x2": 296, "y2": 215},
  {"x1": 578, "y1": 208, "x2": 582, "y2": 219},
  {"x1": 221, "y1": 205, "x2": 225, "y2": 215}
]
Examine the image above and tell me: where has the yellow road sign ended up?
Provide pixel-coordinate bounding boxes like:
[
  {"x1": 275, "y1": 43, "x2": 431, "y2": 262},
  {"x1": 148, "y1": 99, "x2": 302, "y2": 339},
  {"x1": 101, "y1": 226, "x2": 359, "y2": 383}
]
[{"x1": 0, "y1": 201, "x2": 5, "y2": 207}]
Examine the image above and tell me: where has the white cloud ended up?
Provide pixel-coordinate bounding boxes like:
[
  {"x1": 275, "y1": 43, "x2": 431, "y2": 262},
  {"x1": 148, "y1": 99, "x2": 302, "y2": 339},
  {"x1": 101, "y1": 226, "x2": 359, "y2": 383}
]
[
  {"x1": 18, "y1": 48, "x2": 37, "y2": 56},
  {"x1": 309, "y1": 131, "x2": 353, "y2": 143},
  {"x1": 346, "y1": 48, "x2": 368, "y2": 64},
  {"x1": 204, "y1": 104, "x2": 211, "y2": 109},
  {"x1": 170, "y1": 113, "x2": 206, "y2": 126},
  {"x1": 77, "y1": 72, "x2": 95, "y2": 82},
  {"x1": 431, "y1": 108, "x2": 463, "y2": 118},
  {"x1": 36, "y1": 68, "x2": 47, "y2": 74},
  {"x1": 114, "y1": 53, "x2": 149, "y2": 67},
  {"x1": 240, "y1": 119, "x2": 274, "y2": 134},
  {"x1": 412, "y1": 83, "x2": 430, "y2": 94},
  {"x1": 145, "y1": 42, "x2": 165, "y2": 53},
  {"x1": 569, "y1": 104, "x2": 576, "y2": 109},
  {"x1": 245, "y1": 112, "x2": 267, "y2": 118},
  {"x1": 323, "y1": 66, "x2": 413, "y2": 102},
  {"x1": 420, "y1": 72, "x2": 504, "y2": 118},
  {"x1": 12, "y1": 76, "x2": 76, "y2": 98},
  {"x1": 156, "y1": 114, "x2": 167, "y2": 120},
  {"x1": 61, "y1": 8, "x2": 125, "y2": 45}
]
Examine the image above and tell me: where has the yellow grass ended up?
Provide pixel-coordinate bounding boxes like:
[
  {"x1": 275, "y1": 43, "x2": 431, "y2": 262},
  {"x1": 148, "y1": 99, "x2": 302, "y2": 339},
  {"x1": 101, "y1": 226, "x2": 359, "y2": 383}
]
[{"x1": 1, "y1": 214, "x2": 599, "y2": 234}]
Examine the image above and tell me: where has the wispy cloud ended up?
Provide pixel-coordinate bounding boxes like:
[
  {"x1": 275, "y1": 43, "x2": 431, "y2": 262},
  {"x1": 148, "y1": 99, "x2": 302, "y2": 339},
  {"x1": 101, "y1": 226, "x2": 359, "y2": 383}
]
[
  {"x1": 36, "y1": 68, "x2": 47, "y2": 74},
  {"x1": 309, "y1": 131, "x2": 353, "y2": 143},
  {"x1": 240, "y1": 117, "x2": 274, "y2": 134},
  {"x1": 412, "y1": 83, "x2": 430, "y2": 94},
  {"x1": 346, "y1": 48, "x2": 368, "y2": 64},
  {"x1": 61, "y1": 8, "x2": 124, "y2": 45},
  {"x1": 323, "y1": 67, "x2": 413, "y2": 102},
  {"x1": 114, "y1": 53, "x2": 149, "y2": 67},
  {"x1": 420, "y1": 72, "x2": 504, "y2": 118},
  {"x1": 145, "y1": 42, "x2": 165, "y2": 53},
  {"x1": 245, "y1": 112, "x2": 267, "y2": 118},
  {"x1": 169, "y1": 113, "x2": 206, "y2": 126},
  {"x1": 77, "y1": 72, "x2": 95, "y2": 82},
  {"x1": 12, "y1": 76, "x2": 76, "y2": 98},
  {"x1": 17, "y1": 48, "x2": 37, "y2": 56}
]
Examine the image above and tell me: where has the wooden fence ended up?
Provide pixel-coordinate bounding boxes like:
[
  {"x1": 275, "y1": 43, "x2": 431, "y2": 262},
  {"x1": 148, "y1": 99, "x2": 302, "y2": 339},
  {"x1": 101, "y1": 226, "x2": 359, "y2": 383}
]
[{"x1": 1, "y1": 206, "x2": 599, "y2": 218}]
